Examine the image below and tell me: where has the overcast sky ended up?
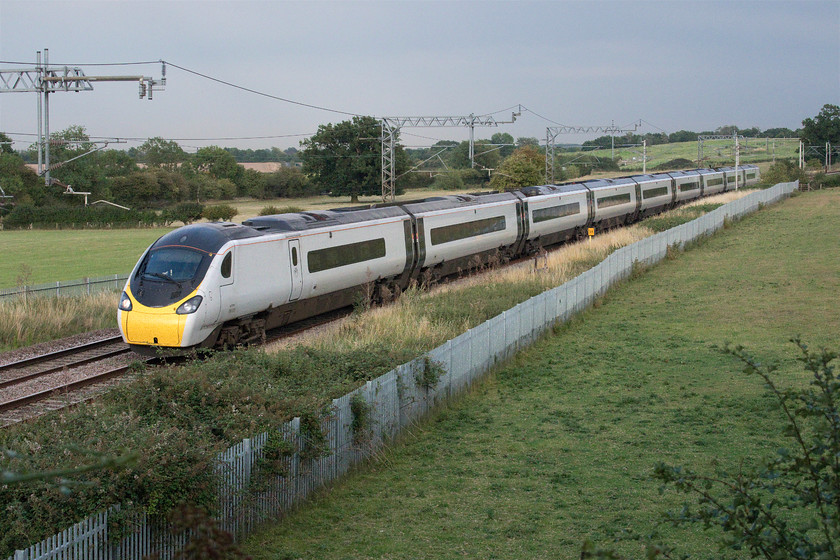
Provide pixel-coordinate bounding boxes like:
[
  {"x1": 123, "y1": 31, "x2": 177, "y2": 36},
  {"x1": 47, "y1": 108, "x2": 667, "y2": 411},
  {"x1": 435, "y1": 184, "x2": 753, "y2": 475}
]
[{"x1": 0, "y1": 0, "x2": 838, "y2": 153}]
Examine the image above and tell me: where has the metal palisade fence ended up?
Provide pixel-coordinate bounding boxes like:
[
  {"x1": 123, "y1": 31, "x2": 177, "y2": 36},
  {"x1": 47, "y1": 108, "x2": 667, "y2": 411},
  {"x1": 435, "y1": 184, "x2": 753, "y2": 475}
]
[
  {"x1": 0, "y1": 275, "x2": 129, "y2": 301},
  {"x1": 7, "y1": 181, "x2": 799, "y2": 560}
]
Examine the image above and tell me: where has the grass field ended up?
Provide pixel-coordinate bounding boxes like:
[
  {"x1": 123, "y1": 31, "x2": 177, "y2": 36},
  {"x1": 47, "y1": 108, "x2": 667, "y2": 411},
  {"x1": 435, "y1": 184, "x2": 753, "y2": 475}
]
[
  {"x1": 578, "y1": 138, "x2": 800, "y2": 171},
  {"x1": 241, "y1": 189, "x2": 839, "y2": 558}
]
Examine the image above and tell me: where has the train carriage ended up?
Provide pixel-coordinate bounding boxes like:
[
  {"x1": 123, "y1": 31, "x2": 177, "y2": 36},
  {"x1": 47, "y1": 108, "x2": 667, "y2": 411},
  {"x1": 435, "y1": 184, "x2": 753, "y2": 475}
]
[
  {"x1": 584, "y1": 177, "x2": 638, "y2": 229},
  {"x1": 699, "y1": 169, "x2": 726, "y2": 195},
  {"x1": 668, "y1": 170, "x2": 704, "y2": 203},
  {"x1": 521, "y1": 184, "x2": 590, "y2": 249},
  {"x1": 632, "y1": 173, "x2": 675, "y2": 217},
  {"x1": 402, "y1": 192, "x2": 521, "y2": 278}
]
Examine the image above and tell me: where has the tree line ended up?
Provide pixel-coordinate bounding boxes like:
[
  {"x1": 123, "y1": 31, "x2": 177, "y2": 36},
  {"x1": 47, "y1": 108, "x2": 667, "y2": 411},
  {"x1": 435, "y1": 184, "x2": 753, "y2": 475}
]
[{"x1": 1, "y1": 104, "x2": 837, "y2": 219}]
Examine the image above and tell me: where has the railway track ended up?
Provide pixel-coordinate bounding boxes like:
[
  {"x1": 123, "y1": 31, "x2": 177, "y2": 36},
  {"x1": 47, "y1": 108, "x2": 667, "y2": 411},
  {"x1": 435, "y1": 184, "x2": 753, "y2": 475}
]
[{"x1": 0, "y1": 335, "x2": 150, "y2": 427}]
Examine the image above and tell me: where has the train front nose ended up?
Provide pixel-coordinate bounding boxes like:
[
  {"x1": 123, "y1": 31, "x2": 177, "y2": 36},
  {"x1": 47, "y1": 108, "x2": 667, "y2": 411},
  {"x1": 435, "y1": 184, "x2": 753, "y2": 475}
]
[{"x1": 122, "y1": 305, "x2": 185, "y2": 347}]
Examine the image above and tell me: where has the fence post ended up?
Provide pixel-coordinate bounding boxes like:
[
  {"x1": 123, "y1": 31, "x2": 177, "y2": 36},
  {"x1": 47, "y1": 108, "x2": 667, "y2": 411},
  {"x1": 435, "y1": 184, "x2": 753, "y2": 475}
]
[
  {"x1": 55, "y1": 281, "x2": 60, "y2": 298},
  {"x1": 14, "y1": 549, "x2": 25, "y2": 560}
]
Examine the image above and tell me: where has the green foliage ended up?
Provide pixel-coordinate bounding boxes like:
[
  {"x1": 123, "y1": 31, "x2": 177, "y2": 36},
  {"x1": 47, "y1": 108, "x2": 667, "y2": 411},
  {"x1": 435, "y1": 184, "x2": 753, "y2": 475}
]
[
  {"x1": 300, "y1": 116, "x2": 405, "y2": 202},
  {"x1": 259, "y1": 205, "x2": 304, "y2": 216},
  {"x1": 652, "y1": 158, "x2": 694, "y2": 171},
  {"x1": 801, "y1": 103, "x2": 840, "y2": 145},
  {"x1": 192, "y1": 146, "x2": 244, "y2": 186},
  {"x1": 202, "y1": 204, "x2": 238, "y2": 222},
  {"x1": 111, "y1": 168, "x2": 189, "y2": 207},
  {"x1": 350, "y1": 393, "x2": 372, "y2": 444},
  {"x1": 490, "y1": 145, "x2": 545, "y2": 191},
  {"x1": 641, "y1": 204, "x2": 723, "y2": 233},
  {"x1": 168, "y1": 506, "x2": 249, "y2": 560},
  {"x1": 654, "y1": 340, "x2": 840, "y2": 559},
  {"x1": 137, "y1": 137, "x2": 187, "y2": 170},
  {"x1": 1, "y1": 204, "x2": 164, "y2": 229},
  {"x1": 263, "y1": 166, "x2": 314, "y2": 198},
  {"x1": 430, "y1": 171, "x2": 464, "y2": 191},
  {"x1": 168, "y1": 202, "x2": 205, "y2": 225},
  {"x1": 415, "y1": 356, "x2": 445, "y2": 391},
  {"x1": 761, "y1": 159, "x2": 806, "y2": 186}
]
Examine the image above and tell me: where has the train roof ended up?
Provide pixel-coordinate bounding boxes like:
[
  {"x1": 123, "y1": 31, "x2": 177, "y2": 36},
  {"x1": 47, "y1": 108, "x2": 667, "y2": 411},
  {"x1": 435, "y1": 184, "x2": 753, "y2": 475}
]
[
  {"x1": 400, "y1": 191, "x2": 519, "y2": 213},
  {"x1": 581, "y1": 177, "x2": 637, "y2": 190},
  {"x1": 242, "y1": 206, "x2": 407, "y2": 233},
  {"x1": 629, "y1": 173, "x2": 673, "y2": 182},
  {"x1": 151, "y1": 222, "x2": 263, "y2": 255},
  {"x1": 520, "y1": 183, "x2": 588, "y2": 197},
  {"x1": 667, "y1": 170, "x2": 703, "y2": 178}
]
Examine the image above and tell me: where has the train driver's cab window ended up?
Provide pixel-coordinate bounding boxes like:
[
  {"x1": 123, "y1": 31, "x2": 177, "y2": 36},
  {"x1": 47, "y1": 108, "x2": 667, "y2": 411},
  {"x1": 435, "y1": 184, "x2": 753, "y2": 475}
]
[{"x1": 221, "y1": 252, "x2": 232, "y2": 278}]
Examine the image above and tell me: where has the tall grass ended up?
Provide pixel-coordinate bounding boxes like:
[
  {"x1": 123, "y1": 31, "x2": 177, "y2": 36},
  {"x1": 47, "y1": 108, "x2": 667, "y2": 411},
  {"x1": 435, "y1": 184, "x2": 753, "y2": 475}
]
[{"x1": 0, "y1": 291, "x2": 117, "y2": 351}]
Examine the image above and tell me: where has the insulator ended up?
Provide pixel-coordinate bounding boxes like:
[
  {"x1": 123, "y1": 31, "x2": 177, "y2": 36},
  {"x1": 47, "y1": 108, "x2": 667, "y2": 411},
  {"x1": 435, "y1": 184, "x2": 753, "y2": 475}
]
[{"x1": 139, "y1": 81, "x2": 147, "y2": 99}]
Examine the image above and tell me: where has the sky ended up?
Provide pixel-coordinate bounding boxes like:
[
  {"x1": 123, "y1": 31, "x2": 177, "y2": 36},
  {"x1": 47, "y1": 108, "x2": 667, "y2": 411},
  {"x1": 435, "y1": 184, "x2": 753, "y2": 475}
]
[{"x1": 0, "y1": 0, "x2": 838, "y2": 153}]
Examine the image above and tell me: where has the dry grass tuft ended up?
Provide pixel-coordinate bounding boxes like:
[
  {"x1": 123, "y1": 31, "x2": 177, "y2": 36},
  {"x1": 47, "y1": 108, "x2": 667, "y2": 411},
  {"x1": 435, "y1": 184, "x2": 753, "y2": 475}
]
[{"x1": 0, "y1": 291, "x2": 117, "y2": 351}]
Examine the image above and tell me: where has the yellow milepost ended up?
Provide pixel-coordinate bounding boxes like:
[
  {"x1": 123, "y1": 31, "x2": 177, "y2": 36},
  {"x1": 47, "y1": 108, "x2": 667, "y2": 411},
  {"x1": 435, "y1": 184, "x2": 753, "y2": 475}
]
[{"x1": 588, "y1": 227, "x2": 595, "y2": 238}]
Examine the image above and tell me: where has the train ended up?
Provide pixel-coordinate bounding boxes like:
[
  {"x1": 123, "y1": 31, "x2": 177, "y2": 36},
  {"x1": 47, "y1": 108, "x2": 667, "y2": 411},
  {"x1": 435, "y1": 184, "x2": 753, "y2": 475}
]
[{"x1": 118, "y1": 165, "x2": 760, "y2": 354}]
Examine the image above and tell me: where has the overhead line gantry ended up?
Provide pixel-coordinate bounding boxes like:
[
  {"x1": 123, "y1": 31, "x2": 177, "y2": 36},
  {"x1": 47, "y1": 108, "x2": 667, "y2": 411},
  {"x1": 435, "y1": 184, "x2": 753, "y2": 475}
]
[
  {"x1": 380, "y1": 107, "x2": 520, "y2": 202},
  {"x1": 0, "y1": 49, "x2": 165, "y2": 185},
  {"x1": 545, "y1": 120, "x2": 641, "y2": 183}
]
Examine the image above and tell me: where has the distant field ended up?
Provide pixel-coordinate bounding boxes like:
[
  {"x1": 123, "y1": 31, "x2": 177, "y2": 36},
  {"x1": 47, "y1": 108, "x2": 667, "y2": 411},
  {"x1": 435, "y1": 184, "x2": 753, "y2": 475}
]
[
  {"x1": 577, "y1": 138, "x2": 800, "y2": 171},
  {"x1": 242, "y1": 189, "x2": 840, "y2": 558},
  {"x1": 0, "y1": 228, "x2": 171, "y2": 288}
]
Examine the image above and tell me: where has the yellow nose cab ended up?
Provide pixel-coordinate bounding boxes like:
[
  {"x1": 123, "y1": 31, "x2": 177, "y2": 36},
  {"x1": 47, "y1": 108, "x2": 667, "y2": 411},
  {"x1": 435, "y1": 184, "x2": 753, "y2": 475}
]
[{"x1": 118, "y1": 223, "x2": 260, "y2": 353}]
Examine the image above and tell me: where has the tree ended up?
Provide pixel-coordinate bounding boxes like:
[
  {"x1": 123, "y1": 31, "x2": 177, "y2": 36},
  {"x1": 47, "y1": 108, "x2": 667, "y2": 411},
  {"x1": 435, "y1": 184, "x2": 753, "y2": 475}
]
[
  {"x1": 516, "y1": 137, "x2": 540, "y2": 149},
  {"x1": 300, "y1": 116, "x2": 401, "y2": 203},
  {"x1": 801, "y1": 103, "x2": 840, "y2": 146},
  {"x1": 668, "y1": 130, "x2": 698, "y2": 143},
  {"x1": 264, "y1": 166, "x2": 313, "y2": 198},
  {"x1": 138, "y1": 137, "x2": 186, "y2": 170},
  {"x1": 490, "y1": 132, "x2": 515, "y2": 158},
  {"x1": 0, "y1": 132, "x2": 14, "y2": 154},
  {"x1": 192, "y1": 146, "x2": 244, "y2": 186},
  {"x1": 489, "y1": 145, "x2": 545, "y2": 191},
  {"x1": 447, "y1": 140, "x2": 501, "y2": 171}
]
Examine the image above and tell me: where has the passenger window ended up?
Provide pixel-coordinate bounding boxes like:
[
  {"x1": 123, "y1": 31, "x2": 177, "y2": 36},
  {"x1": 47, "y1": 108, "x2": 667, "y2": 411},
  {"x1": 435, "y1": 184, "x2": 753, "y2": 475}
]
[
  {"x1": 291, "y1": 247, "x2": 298, "y2": 267},
  {"x1": 221, "y1": 252, "x2": 232, "y2": 278}
]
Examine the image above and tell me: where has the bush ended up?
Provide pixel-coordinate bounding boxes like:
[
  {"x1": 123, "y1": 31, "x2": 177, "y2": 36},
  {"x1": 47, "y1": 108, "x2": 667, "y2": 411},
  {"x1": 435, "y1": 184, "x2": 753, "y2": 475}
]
[
  {"x1": 259, "y1": 205, "x2": 304, "y2": 216},
  {"x1": 430, "y1": 172, "x2": 464, "y2": 191},
  {"x1": 167, "y1": 202, "x2": 205, "y2": 225},
  {"x1": 1, "y1": 204, "x2": 163, "y2": 229},
  {"x1": 762, "y1": 159, "x2": 805, "y2": 185},
  {"x1": 653, "y1": 158, "x2": 694, "y2": 171},
  {"x1": 202, "y1": 204, "x2": 238, "y2": 222}
]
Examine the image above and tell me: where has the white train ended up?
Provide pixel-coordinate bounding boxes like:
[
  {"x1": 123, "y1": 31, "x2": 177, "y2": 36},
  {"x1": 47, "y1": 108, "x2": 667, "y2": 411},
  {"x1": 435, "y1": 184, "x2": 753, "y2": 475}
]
[{"x1": 118, "y1": 165, "x2": 759, "y2": 353}]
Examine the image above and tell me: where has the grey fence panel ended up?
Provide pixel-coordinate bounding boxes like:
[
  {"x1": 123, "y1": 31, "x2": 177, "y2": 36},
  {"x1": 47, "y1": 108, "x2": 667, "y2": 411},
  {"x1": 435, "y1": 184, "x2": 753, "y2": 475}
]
[
  {"x1": 8, "y1": 182, "x2": 800, "y2": 560},
  {"x1": 488, "y1": 313, "x2": 507, "y2": 363},
  {"x1": 470, "y1": 321, "x2": 491, "y2": 380},
  {"x1": 450, "y1": 330, "x2": 473, "y2": 395}
]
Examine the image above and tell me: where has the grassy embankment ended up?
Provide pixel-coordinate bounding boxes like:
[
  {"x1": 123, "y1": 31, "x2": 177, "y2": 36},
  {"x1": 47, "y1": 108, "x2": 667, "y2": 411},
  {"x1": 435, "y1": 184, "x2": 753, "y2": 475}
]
[{"x1": 241, "y1": 188, "x2": 839, "y2": 559}]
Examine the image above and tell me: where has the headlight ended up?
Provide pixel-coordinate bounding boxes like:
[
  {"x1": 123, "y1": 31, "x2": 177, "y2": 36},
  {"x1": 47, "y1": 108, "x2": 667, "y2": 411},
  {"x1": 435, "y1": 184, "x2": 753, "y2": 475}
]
[
  {"x1": 176, "y1": 295, "x2": 203, "y2": 315},
  {"x1": 119, "y1": 292, "x2": 133, "y2": 311}
]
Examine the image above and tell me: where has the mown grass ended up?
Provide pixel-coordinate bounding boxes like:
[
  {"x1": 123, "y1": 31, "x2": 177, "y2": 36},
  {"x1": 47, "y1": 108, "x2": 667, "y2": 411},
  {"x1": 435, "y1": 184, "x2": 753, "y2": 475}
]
[
  {"x1": 0, "y1": 228, "x2": 171, "y2": 288},
  {"x1": 240, "y1": 188, "x2": 840, "y2": 558},
  {"x1": 0, "y1": 291, "x2": 118, "y2": 352}
]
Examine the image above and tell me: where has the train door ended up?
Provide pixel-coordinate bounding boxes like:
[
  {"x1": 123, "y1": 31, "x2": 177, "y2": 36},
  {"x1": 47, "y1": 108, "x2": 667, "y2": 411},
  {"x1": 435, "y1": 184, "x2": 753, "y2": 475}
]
[
  {"x1": 218, "y1": 249, "x2": 235, "y2": 320},
  {"x1": 288, "y1": 239, "x2": 303, "y2": 301}
]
